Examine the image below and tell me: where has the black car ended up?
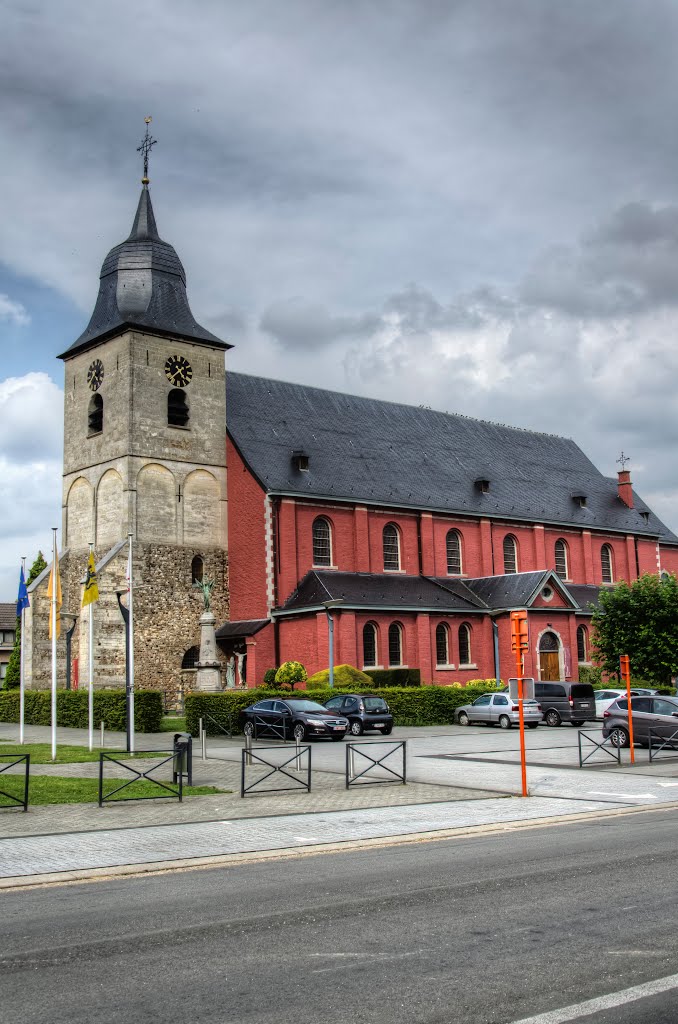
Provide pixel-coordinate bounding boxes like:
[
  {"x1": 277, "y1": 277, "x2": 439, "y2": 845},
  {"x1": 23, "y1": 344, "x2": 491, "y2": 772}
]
[
  {"x1": 241, "y1": 698, "x2": 349, "y2": 741},
  {"x1": 324, "y1": 694, "x2": 394, "y2": 736}
]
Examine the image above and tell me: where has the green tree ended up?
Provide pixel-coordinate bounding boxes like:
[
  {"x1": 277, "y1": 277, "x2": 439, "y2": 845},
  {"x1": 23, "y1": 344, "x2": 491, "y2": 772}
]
[
  {"x1": 4, "y1": 551, "x2": 48, "y2": 689},
  {"x1": 591, "y1": 573, "x2": 678, "y2": 686}
]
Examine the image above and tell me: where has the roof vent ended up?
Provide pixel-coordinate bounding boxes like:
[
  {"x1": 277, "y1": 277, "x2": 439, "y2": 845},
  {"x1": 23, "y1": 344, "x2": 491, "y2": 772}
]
[
  {"x1": 292, "y1": 450, "x2": 309, "y2": 472},
  {"x1": 475, "y1": 478, "x2": 490, "y2": 493},
  {"x1": 571, "y1": 493, "x2": 587, "y2": 508},
  {"x1": 640, "y1": 510, "x2": 650, "y2": 522}
]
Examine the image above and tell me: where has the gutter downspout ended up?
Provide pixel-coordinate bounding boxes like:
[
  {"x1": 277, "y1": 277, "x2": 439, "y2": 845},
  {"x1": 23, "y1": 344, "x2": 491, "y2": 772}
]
[{"x1": 491, "y1": 614, "x2": 501, "y2": 688}]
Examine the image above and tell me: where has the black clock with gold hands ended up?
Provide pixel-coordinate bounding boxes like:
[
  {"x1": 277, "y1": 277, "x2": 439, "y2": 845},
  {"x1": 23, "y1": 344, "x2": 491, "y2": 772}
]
[
  {"x1": 87, "y1": 359, "x2": 104, "y2": 391},
  {"x1": 165, "y1": 355, "x2": 193, "y2": 387}
]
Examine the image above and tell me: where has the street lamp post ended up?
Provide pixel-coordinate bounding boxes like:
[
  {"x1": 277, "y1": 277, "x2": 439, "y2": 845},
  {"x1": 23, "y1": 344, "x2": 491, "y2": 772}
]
[{"x1": 321, "y1": 599, "x2": 344, "y2": 688}]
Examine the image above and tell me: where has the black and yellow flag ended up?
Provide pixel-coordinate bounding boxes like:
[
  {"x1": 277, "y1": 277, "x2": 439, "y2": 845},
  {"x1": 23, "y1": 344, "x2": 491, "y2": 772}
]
[{"x1": 82, "y1": 551, "x2": 99, "y2": 608}]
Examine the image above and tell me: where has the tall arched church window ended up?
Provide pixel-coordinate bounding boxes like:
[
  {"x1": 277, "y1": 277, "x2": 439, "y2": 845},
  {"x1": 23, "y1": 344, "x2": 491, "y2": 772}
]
[
  {"x1": 88, "y1": 394, "x2": 103, "y2": 435},
  {"x1": 168, "y1": 388, "x2": 189, "y2": 427},
  {"x1": 446, "y1": 530, "x2": 462, "y2": 575},
  {"x1": 191, "y1": 555, "x2": 204, "y2": 584},
  {"x1": 503, "y1": 535, "x2": 518, "y2": 574},
  {"x1": 601, "y1": 544, "x2": 614, "y2": 584},
  {"x1": 312, "y1": 517, "x2": 332, "y2": 567},
  {"x1": 436, "y1": 623, "x2": 450, "y2": 666},
  {"x1": 458, "y1": 623, "x2": 472, "y2": 665},
  {"x1": 554, "y1": 539, "x2": 569, "y2": 579},
  {"x1": 576, "y1": 625, "x2": 588, "y2": 663},
  {"x1": 363, "y1": 623, "x2": 377, "y2": 667},
  {"x1": 388, "y1": 623, "x2": 403, "y2": 666},
  {"x1": 383, "y1": 524, "x2": 401, "y2": 571}
]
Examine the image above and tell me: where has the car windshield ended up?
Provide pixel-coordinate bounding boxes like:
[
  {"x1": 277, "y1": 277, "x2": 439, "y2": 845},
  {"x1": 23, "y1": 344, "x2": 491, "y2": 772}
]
[
  {"x1": 284, "y1": 700, "x2": 328, "y2": 713},
  {"x1": 364, "y1": 698, "x2": 387, "y2": 710}
]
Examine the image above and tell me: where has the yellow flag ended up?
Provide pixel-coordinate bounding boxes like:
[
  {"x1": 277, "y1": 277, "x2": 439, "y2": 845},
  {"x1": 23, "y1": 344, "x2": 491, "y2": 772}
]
[
  {"x1": 47, "y1": 548, "x2": 63, "y2": 639},
  {"x1": 82, "y1": 551, "x2": 99, "y2": 607}
]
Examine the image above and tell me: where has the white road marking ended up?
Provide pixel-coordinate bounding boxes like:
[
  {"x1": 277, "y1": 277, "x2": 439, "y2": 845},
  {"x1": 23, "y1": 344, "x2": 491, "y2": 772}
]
[
  {"x1": 587, "y1": 791, "x2": 656, "y2": 800},
  {"x1": 508, "y1": 970, "x2": 678, "y2": 1023},
  {"x1": 657, "y1": 782, "x2": 678, "y2": 787},
  {"x1": 293, "y1": 837, "x2": 316, "y2": 842}
]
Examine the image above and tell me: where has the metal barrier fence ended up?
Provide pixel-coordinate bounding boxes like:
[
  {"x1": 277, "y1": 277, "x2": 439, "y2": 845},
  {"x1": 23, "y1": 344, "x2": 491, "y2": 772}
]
[
  {"x1": 98, "y1": 750, "x2": 183, "y2": 806},
  {"x1": 578, "y1": 732, "x2": 622, "y2": 767},
  {"x1": 346, "y1": 740, "x2": 407, "y2": 788},
  {"x1": 648, "y1": 728, "x2": 678, "y2": 762},
  {"x1": 245, "y1": 713, "x2": 289, "y2": 742},
  {"x1": 0, "y1": 753, "x2": 30, "y2": 812},
  {"x1": 241, "y1": 744, "x2": 311, "y2": 797},
  {"x1": 198, "y1": 711, "x2": 236, "y2": 740}
]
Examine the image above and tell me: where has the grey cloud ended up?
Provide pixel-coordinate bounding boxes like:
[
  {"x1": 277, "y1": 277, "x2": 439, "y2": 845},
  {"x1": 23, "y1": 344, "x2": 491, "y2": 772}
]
[{"x1": 260, "y1": 298, "x2": 380, "y2": 350}]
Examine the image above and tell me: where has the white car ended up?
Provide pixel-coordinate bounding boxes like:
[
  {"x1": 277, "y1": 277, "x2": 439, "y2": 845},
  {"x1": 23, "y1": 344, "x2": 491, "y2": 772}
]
[{"x1": 594, "y1": 688, "x2": 656, "y2": 719}]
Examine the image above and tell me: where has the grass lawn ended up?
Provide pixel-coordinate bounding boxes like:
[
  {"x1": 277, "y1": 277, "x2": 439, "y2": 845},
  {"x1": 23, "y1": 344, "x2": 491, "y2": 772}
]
[
  {"x1": 0, "y1": 742, "x2": 163, "y2": 765},
  {"x1": 159, "y1": 716, "x2": 187, "y2": 733},
  {"x1": 0, "y1": 775, "x2": 228, "y2": 806}
]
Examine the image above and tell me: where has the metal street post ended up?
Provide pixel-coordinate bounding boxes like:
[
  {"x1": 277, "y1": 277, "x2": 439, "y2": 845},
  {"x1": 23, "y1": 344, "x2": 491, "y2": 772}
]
[
  {"x1": 321, "y1": 599, "x2": 344, "y2": 688},
  {"x1": 620, "y1": 653, "x2": 635, "y2": 764},
  {"x1": 510, "y1": 610, "x2": 530, "y2": 797},
  {"x1": 116, "y1": 590, "x2": 132, "y2": 753}
]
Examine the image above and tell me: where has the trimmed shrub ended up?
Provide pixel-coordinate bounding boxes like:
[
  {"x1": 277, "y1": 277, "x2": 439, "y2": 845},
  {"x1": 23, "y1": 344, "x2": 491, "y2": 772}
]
[
  {"x1": 364, "y1": 668, "x2": 421, "y2": 687},
  {"x1": 263, "y1": 668, "x2": 278, "y2": 686},
  {"x1": 578, "y1": 665, "x2": 603, "y2": 687},
  {"x1": 307, "y1": 664, "x2": 374, "y2": 687},
  {"x1": 0, "y1": 689, "x2": 163, "y2": 733},
  {"x1": 275, "y1": 661, "x2": 307, "y2": 688}
]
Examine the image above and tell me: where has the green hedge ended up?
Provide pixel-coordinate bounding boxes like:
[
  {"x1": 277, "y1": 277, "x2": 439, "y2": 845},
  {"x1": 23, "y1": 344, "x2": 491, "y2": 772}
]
[
  {"x1": 0, "y1": 689, "x2": 163, "y2": 733},
  {"x1": 364, "y1": 669, "x2": 421, "y2": 687},
  {"x1": 186, "y1": 684, "x2": 494, "y2": 736}
]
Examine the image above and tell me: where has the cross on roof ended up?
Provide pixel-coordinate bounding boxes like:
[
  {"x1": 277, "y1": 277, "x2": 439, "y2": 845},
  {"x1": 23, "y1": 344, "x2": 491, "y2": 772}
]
[
  {"x1": 617, "y1": 451, "x2": 630, "y2": 471},
  {"x1": 137, "y1": 116, "x2": 157, "y2": 184}
]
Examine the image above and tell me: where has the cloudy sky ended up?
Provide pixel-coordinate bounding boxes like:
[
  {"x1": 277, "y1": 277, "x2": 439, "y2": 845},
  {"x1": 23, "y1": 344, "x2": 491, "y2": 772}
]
[{"x1": 2, "y1": 0, "x2": 678, "y2": 597}]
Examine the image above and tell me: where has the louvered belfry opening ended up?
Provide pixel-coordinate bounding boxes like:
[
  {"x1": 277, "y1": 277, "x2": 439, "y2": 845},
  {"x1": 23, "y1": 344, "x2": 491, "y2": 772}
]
[
  {"x1": 88, "y1": 393, "x2": 103, "y2": 435},
  {"x1": 168, "y1": 388, "x2": 189, "y2": 427}
]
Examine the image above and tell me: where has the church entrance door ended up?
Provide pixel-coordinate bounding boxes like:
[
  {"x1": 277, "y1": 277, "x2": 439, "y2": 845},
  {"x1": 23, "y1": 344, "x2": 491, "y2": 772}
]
[{"x1": 539, "y1": 631, "x2": 561, "y2": 681}]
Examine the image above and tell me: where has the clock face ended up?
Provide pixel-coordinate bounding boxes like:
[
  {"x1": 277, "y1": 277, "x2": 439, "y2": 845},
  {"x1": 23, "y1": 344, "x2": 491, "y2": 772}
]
[
  {"x1": 165, "y1": 355, "x2": 193, "y2": 387},
  {"x1": 87, "y1": 359, "x2": 104, "y2": 391}
]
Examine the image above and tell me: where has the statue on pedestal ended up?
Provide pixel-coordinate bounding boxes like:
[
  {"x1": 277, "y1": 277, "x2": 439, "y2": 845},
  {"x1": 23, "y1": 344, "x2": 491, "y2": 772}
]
[{"x1": 192, "y1": 577, "x2": 222, "y2": 691}]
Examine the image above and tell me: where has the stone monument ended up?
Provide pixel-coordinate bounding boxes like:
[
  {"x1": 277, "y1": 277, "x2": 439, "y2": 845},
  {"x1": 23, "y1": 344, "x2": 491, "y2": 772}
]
[{"x1": 193, "y1": 578, "x2": 222, "y2": 691}]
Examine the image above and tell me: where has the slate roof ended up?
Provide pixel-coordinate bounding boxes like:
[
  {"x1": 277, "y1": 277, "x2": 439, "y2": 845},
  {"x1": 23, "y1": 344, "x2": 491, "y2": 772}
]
[
  {"x1": 0, "y1": 603, "x2": 16, "y2": 631},
  {"x1": 59, "y1": 187, "x2": 229, "y2": 359},
  {"x1": 227, "y1": 373, "x2": 677, "y2": 543},
  {"x1": 456, "y1": 571, "x2": 563, "y2": 611},
  {"x1": 566, "y1": 584, "x2": 604, "y2": 612},
  {"x1": 215, "y1": 619, "x2": 270, "y2": 639}
]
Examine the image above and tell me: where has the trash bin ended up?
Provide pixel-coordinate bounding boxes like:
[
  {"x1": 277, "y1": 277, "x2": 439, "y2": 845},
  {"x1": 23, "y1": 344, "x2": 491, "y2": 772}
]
[{"x1": 173, "y1": 732, "x2": 193, "y2": 786}]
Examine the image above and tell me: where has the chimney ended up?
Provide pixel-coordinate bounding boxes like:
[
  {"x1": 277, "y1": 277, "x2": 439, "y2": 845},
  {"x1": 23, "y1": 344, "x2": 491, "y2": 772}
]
[{"x1": 618, "y1": 469, "x2": 633, "y2": 509}]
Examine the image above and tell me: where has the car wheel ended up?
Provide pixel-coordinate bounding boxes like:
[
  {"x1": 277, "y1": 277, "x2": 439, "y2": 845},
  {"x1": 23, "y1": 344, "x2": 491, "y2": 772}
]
[
  {"x1": 382, "y1": 725, "x2": 393, "y2": 735},
  {"x1": 609, "y1": 726, "x2": 630, "y2": 749},
  {"x1": 293, "y1": 722, "x2": 306, "y2": 743},
  {"x1": 571, "y1": 720, "x2": 584, "y2": 727},
  {"x1": 545, "y1": 709, "x2": 561, "y2": 727},
  {"x1": 349, "y1": 719, "x2": 363, "y2": 736},
  {"x1": 527, "y1": 723, "x2": 539, "y2": 729},
  {"x1": 458, "y1": 712, "x2": 470, "y2": 726},
  {"x1": 243, "y1": 721, "x2": 255, "y2": 739},
  {"x1": 498, "y1": 715, "x2": 511, "y2": 730}
]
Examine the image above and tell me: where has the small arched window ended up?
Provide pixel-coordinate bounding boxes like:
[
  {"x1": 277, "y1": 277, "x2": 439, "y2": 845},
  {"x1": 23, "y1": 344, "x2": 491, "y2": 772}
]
[
  {"x1": 191, "y1": 555, "x2": 204, "y2": 584},
  {"x1": 168, "y1": 388, "x2": 189, "y2": 427},
  {"x1": 388, "y1": 622, "x2": 403, "y2": 666},
  {"x1": 181, "y1": 646, "x2": 200, "y2": 669},
  {"x1": 576, "y1": 625, "x2": 588, "y2": 663},
  {"x1": 363, "y1": 623, "x2": 377, "y2": 667},
  {"x1": 312, "y1": 517, "x2": 332, "y2": 566},
  {"x1": 383, "y1": 523, "x2": 401, "y2": 571},
  {"x1": 88, "y1": 394, "x2": 103, "y2": 435},
  {"x1": 459, "y1": 623, "x2": 472, "y2": 665},
  {"x1": 503, "y1": 535, "x2": 518, "y2": 574},
  {"x1": 601, "y1": 544, "x2": 614, "y2": 584},
  {"x1": 446, "y1": 530, "x2": 462, "y2": 575},
  {"x1": 554, "y1": 539, "x2": 569, "y2": 579},
  {"x1": 435, "y1": 623, "x2": 450, "y2": 666}
]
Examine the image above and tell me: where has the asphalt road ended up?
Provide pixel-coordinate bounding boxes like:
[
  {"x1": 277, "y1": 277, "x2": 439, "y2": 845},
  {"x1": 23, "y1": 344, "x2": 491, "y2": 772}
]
[{"x1": 3, "y1": 809, "x2": 678, "y2": 1024}]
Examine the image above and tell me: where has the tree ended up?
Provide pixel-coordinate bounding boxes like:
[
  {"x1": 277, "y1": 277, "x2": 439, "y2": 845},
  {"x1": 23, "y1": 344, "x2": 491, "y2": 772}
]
[
  {"x1": 4, "y1": 551, "x2": 48, "y2": 689},
  {"x1": 591, "y1": 573, "x2": 678, "y2": 686}
]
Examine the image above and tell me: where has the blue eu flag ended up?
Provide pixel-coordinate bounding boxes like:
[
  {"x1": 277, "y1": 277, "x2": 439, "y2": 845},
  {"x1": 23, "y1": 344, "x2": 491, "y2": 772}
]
[{"x1": 16, "y1": 566, "x2": 29, "y2": 616}]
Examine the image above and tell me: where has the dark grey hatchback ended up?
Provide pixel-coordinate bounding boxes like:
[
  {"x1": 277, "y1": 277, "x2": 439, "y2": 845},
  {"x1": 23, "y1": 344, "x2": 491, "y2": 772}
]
[
  {"x1": 324, "y1": 694, "x2": 394, "y2": 736},
  {"x1": 602, "y1": 694, "x2": 678, "y2": 748}
]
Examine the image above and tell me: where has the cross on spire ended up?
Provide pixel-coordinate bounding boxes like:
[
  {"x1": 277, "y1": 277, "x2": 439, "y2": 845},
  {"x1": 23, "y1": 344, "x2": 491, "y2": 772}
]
[
  {"x1": 617, "y1": 451, "x2": 630, "y2": 471},
  {"x1": 137, "y1": 116, "x2": 157, "y2": 185}
]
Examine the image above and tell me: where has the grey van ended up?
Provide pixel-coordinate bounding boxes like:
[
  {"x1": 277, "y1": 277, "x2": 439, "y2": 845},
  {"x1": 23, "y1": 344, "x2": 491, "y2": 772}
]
[{"x1": 535, "y1": 681, "x2": 596, "y2": 727}]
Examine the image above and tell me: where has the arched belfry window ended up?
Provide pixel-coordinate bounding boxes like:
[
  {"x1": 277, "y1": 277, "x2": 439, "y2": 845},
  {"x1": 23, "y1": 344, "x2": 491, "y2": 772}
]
[
  {"x1": 312, "y1": 517, "x2": 332, "y2": 566},
  {"x1": 601, "y1": 544, "x2": 614, "y2": 584},
  {"x1": 383, "y1": 524, "x2": 401, "y2": 571},
  {"x1": 191, "y1": 555, "x2": 204, "y2": 584},
  {"x1": 88, "y1": 394, "x2": 103, "y2": 436},
  {"x1": 577, "y1": 625, "x2": 588, "y2": 663},
  {"x1": 436, "y1": 623, "x2": 450, "y2": 666},
  {"x1": 168, "y1": 388, "x2": 189, "y2": 427},
  {"x1": 446, "y1": 530, "x2": 462, "y2": 575},
  {"x1": 363, "y1": 623, "x2": 377, "y2": 667},
  {"x1": 459, "y1": 623, "x2": 472, "y2": 665},
  {"x1": 554, "y1": 539, "x2": 569, "y2": 579},
  {"x1": 503, "y1": 535, "x2": 518, "y2": 574},
  {"x1": 388, "y1": 622, "x2": 403, "y2": 666}
]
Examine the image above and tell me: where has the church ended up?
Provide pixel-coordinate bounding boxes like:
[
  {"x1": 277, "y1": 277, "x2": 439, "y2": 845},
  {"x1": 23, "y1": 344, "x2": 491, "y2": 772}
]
[{"x1": 23, "y1": 162, "x2": 678, "y2": 698}]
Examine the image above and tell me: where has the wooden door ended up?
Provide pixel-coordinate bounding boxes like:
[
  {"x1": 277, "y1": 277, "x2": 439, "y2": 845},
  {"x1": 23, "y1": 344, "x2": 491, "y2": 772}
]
[{"x1": 540, "y1": 652, "x2": 560, "y2": 681}]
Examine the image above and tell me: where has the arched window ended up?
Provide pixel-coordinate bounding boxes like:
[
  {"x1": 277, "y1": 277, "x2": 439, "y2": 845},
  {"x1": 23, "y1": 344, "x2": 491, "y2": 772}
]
[
  {"x1": 576, "y1": 625, "x2": 588, "y2": 663},
  {"x1": 191, "y1": 555, "x2": 204, "y2": 584},
  {"x1": 539, "y1": 631, "x2": 559, "y2": 652},
  {"x1": 383, "y1": 523, "x2": 401, "y2": 571},
  {"x1": 388, "y1": 622, "x2": 403, "y2": 666},
  {"x1": 601, "y1": 544, "x2": 614, "y2": 584},
  {"x1": 554, "y1": 539, "x2": 569, "y2": 579},
  {"x1": 168, "y1": 388, "x2": 189, "y2": 427},
  {"x1": 87, "y1": 394, "x2": 103, "y2": 435},
  {"x1": 436, "y1": 623, "x2": 450, "y2": 666},
  {"x1": 312, "y1": 517, "x2": 332, "y2": 566},
  {"x1": 458, "y1": 623, "x2": 472, "y2": 665},
  {"x1": 503, "y1": 535, "x2": 518, "y2": 574},
  {"x1": 181, "y1": 646, "x2": 200, "y2": 669},
  {"x1": 363, "y1": 622, "x2": 377, "y2": 667},
  {"x1": 446, "y1": 530, "x2": 462, "y2": 575}
]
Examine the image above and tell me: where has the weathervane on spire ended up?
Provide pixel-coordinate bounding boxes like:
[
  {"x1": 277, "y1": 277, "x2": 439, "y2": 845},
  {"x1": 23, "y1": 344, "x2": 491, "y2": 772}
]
[
  {"x1": 137, "y1": 116, "x2": 157, "y2": 185},
  {"x1": 617, "y1": 451, "x2": 630, "y2": 471}
]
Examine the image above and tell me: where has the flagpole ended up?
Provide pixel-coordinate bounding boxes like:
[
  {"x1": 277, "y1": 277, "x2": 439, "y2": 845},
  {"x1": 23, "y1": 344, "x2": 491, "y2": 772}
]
[
  {"x1": 19, "y1": 556, "x2": 26, "y2": 745},
  {"x1": 51, "y1": 527, "x2": 58, "y2": 762},
  {"x1": 88, "y1": 541, "x2": 94, "y2": 753},
  {"x1": 128, "y1": 532, "x2": 135, "y2": 754}
]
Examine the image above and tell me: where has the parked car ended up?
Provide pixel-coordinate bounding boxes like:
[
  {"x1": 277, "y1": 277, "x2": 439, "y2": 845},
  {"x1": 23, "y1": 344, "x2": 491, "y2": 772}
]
[
  {"x1": 240, "y1": 698, "x2": 349, "y2": 741},
  {"x1": 593, "y1": 688, "x2": 657, "y2": 718},
  {"x1": 455, "y1": 692, "x2": 543, "y2": 729},
  {"x1": 324, "y1": 693, "x2": 394, "y2": 736},
  {"x1": 602, "y1": 694, "x2": 678, "y2": 748},
  {"x1": 534, "y1": 681, "x2": 596, "y2": 727}
]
